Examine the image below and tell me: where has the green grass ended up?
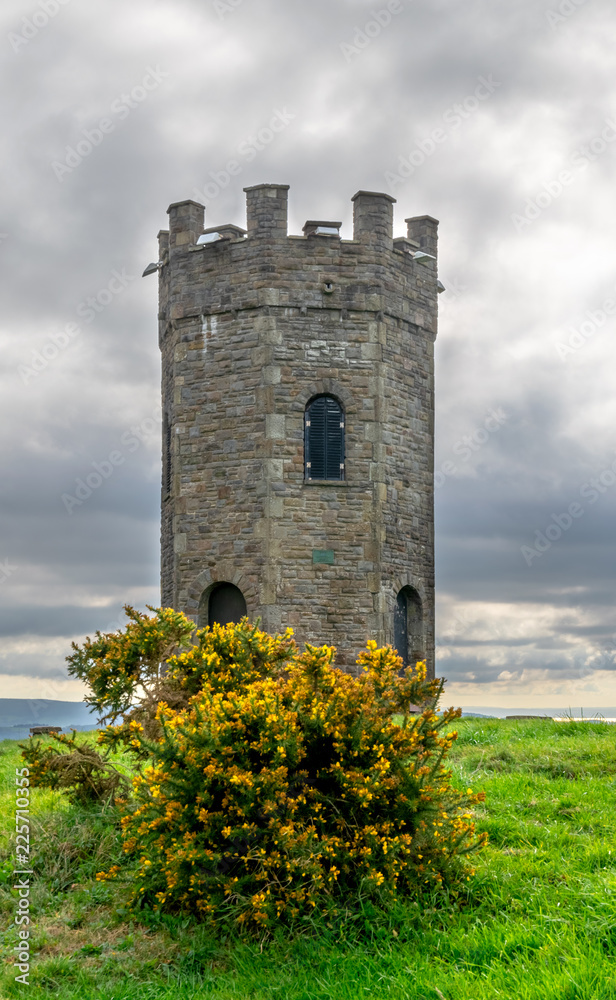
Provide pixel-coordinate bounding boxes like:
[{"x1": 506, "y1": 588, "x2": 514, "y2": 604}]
[{"x1": 1, "y1": 719, "x2": 615, "y2": 999}]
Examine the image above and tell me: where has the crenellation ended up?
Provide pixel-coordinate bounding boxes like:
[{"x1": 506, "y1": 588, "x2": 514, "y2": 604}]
[
  {"x1": 406, "y1": 215, "x2": 439, "y2": 258},
  {"x1": 167, "y1": 200, "x2": 204, "y2": 249}
]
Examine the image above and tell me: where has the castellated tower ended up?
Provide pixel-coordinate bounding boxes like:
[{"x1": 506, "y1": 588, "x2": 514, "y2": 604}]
[{"x1": 157, "y1": 183, "x2": 438, "y2": 677}]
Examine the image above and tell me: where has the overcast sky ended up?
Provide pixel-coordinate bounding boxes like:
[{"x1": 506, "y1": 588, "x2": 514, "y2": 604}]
[{"x1": 2, "y1": 0, "x2": 616, "y2": 710}]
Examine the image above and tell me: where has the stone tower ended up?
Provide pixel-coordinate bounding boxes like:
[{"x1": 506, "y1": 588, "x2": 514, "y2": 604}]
[{"x1": 156, "y1": 183, "x2": 438, "y2": 676}]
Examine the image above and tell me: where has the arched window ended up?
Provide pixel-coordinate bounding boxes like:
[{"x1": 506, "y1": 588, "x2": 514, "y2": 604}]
[
  {"x1": 199, "y1": 583, "x2": 247, "y2": 628},
  {"x1": 393, "y1": 587, "x2": 424, "y2": 668},
  {"x1": 304, "y1": 395, "x2": 345, "y2": 480}
]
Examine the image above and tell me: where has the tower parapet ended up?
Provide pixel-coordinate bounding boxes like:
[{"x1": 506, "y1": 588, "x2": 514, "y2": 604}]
[{"x1": 157, "y1": 183, "x2": 438, "y2": 675}]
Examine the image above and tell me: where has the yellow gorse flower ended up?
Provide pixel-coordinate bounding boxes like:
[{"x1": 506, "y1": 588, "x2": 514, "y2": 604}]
[{"x1": 91, "y1": 618, "x2": 485, "y2": 927}]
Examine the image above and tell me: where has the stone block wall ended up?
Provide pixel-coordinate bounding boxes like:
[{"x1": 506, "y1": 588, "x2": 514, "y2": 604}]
[{"x1": 158, "y1": 184, "x2": 438, "y2": 675}]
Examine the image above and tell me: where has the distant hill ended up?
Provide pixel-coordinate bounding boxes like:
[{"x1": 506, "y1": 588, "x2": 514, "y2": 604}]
[
  {"x1": 453, "y1": 705, "x2": 616, "y2": 719},
  {"x1": 0, "y1": 699, "x2": 99, "y2": 741},
  {"x1": 0, "y1": 699, "x2": 98, "y2": 727}
]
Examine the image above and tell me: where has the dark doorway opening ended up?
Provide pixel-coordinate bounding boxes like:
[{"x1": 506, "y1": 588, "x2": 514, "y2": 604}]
[
  {"x1": 207, "y1": 583, "x2": 247, "y2": 627},
  {"x1": 393, "y1": 587, "x2": 424, "y2": 669},
  {"x1": 394, "y1": 591, "x2": 409, "y2": 666}
]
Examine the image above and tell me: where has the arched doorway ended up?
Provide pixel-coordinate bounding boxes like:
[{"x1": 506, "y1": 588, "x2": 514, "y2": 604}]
[
  {"x1": 199, "y1": 583, "x2": 247, "y2": 628},
  {"x1": 393, "y1": 587, "x2": 424, "y2": 668},
  {"x1": 394, "y1": 591, "x2": 408, "y2": 666}
]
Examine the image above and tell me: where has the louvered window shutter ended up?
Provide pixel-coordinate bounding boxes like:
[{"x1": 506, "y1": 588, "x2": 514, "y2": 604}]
[
  {"x1": 164, "y1": 415, "x2": 172, "y2": 494},
  {"x1": 305, "y1": 396, "x2": 344, "y2": 480}
]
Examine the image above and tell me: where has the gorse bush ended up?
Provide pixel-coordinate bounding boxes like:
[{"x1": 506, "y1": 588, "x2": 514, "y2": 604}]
[
  {"x1": 100, "y1": 619, "x2": 486, "y2": 927},
  {"x1": 66, "y1": 605, "x2": 195, "y2": 739},
  {"x1": 166, "y1": 615, "x2": 297, "y2": 698},
  {"x1": 22, "y1": 607, "x2": 486, "y2": 928},
  {"x1": 19, "y1": 730, "x2": 130, "y2": 806}
]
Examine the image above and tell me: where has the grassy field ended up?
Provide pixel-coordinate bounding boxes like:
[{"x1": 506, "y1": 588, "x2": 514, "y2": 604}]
[{"x1": 1, "y1": 717, "x2": 615, "y2": 999}]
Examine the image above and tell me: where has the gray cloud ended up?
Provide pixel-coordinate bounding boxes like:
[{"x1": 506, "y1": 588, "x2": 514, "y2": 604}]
[
  {"x1": 0, "y1": 605, "x2": 127, "y2": 638},
  {"x1": 2, "y1": 0, "x2": 616, "y2": 702}
]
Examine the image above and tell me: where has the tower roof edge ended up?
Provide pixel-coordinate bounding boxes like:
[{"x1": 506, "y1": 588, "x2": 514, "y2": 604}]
[
  {"x1": 351, "y1": 190, "x2": 396, "y2": 203},
  {"x1": 243, "y1": 183, "x2": 290, "y2": 192},
  {"x1": 167, "y1": 199, "x2": 204, "y2": 213}
]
